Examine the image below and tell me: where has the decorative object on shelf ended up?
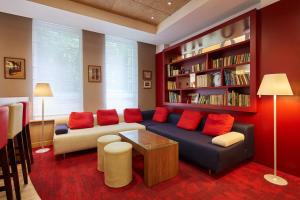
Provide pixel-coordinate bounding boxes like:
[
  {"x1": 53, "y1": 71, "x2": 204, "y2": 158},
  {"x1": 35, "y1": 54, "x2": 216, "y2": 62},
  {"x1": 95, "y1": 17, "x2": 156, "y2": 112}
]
[
  {"x1": 33, "y1": 83, "x2": 53, "y2": 154},
  {"x1": 143, "y1": 81, "x2": 152, "y2": 89},
  {"x1": 143, "y1": 70, "x2": 152, "y2": 80},
  {"x1": 4, "y1": 57, "x2": 26, "y2": 79},
  {"x1": 212, "y1": 72, "x2": 222, "y2": 87},
  {"x1": 88, "y1": 65, "x2": 101, "y2": 82},
  {"x1": 257, "y1": 73, "x2": 293, "y2": 186}
]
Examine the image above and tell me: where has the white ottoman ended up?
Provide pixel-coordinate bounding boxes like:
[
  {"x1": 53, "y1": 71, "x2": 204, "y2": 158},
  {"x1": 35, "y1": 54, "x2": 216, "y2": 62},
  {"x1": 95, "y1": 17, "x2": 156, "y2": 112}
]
[
  {"x1": 104, "y1": 142, "x2": 133, "y2": 188},
  {"x1": 97, "y1": 135, "x2": 121, "y2": 172}
]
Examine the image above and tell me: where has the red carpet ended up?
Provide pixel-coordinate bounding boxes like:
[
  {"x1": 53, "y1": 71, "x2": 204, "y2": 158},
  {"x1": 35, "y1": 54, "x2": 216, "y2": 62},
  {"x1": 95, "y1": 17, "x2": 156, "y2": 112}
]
[{"x1": 30, "y1": 147, "x2": 300, "y2": 200}]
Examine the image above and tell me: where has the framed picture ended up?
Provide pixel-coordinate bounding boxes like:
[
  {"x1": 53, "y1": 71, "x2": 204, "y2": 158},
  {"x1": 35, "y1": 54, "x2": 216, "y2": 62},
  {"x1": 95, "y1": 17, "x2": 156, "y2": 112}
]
[
  {"x1": 4, "y1": 57, "x2": 26, "y2": 79},
  {"x1": 88, "y1": 65, "x2": 101, "y2": 82},
  {"x1": 143, "y1": 81, "x2": 152, "y2": 89},
  {"x1": 143, "y1": 70, "x2": 152, "y2": 80}
]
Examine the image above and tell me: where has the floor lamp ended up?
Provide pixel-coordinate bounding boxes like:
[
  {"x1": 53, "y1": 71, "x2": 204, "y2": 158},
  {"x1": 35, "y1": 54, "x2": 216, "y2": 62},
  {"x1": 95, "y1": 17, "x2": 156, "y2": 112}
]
[
  {"x1": 33, "y1": 83, "x2": 53, "y2": 154},
  {"x1": 257, "y1": 73, "x2": 293, "y2": 186}
]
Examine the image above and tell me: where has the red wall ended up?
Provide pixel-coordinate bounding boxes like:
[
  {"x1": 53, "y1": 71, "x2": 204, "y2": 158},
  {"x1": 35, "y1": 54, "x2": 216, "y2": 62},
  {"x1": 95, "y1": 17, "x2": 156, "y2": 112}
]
[{"x1": 155, "y1": 0, "x2": 300, "y2": 177}]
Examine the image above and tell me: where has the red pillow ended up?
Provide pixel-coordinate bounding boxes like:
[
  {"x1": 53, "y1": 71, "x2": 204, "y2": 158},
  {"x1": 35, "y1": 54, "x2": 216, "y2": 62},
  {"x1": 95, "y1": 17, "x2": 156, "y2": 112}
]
[
  {"x1": 152, "y1": 107, "x2": 168, "y2": 122},
  {"x1": 124, "y1": 108, "x2": 143, "y2": 123},
  {"x1": 69, "y1": 112, "x2": 94, "y2": 129},
  {"x1": 202, "y1": 114, "x2": 234, "y2": 136},
  {"x1": 97, "y1": 109, "x2": 119, "y2": 125},
  {"x1": 177, "y1": 110, "x2": 203, "y2": 131}
]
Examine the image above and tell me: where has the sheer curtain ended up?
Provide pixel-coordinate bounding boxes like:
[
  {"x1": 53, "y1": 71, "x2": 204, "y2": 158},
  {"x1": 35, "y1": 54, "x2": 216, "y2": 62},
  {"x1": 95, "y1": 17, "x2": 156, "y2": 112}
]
[
  {"x1": 105, "y1": 35, "x2": 138, "y2": 113},
  {"x1": 32, "y1": 20, "x2": 83, "y2": 118}
]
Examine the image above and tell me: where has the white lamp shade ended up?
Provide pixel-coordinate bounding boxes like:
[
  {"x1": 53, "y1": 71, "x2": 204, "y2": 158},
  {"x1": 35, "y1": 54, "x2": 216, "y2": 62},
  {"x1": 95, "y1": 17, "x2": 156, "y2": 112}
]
[
  {"x1": 33, "y1": 83, "x2": 53, "y2": 97},
  {"x1": 257, "y1": 73, "x2": 293, "y2": 96}
]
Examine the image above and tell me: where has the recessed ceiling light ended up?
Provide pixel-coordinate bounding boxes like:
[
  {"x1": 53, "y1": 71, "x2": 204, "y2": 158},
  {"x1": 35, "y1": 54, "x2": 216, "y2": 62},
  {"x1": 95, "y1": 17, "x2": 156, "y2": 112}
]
[
  {"x1": 168, "y1": 1, "x2": 172, "y2": 5},
  {"x1": 151, "y1": 16, "x2": 154, "y2": 20}
]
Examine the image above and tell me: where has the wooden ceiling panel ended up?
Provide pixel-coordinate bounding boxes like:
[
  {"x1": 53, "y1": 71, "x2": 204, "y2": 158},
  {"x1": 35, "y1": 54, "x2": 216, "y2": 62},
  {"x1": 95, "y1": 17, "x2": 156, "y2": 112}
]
[{"x1": 70, "y1": 0, "x2": 190, "y2": 25}]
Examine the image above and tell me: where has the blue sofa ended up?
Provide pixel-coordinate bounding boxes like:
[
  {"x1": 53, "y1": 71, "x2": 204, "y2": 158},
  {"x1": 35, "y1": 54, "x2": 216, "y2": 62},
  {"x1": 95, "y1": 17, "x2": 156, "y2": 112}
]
[{"x1": 140, "y1": 110, "x2": 254, "y2": 174}]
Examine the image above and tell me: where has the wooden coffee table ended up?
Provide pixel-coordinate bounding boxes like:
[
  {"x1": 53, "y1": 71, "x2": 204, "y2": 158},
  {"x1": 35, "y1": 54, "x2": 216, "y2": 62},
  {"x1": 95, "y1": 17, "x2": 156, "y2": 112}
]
[{"x1": 119, "y1": 129, "x2": 179, "y2": 187}]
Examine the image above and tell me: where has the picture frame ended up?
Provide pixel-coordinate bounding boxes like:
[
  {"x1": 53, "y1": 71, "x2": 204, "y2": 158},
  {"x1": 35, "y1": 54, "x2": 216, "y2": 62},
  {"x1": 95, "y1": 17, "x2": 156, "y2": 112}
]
[
  {"x1": 143, "y1": 81, "x2": 152, "y2": 89},
  {"x1": 88, "y1": 65, "x2": 101, "y2": 82},
  {"x1": 4, "y1": 57, "x2": 26, "y2": 79},
  {"x1": 143, "y1": 70, "x2": 152, "y2": 80}
]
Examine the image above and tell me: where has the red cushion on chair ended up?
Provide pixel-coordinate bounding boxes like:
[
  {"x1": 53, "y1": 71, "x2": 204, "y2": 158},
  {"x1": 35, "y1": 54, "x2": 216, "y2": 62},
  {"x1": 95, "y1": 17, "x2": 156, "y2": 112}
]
[
  {"x1": 202, "y1": 114, "x2": 234, "y2": 136},
  {"x1": 69, "y1": 112, "x2": 94, "y2": 129},
  {"x1": 97, "y1": 109, "x2": 119, "y2": 125},
  {"x1": 20, "y1": 102, "x2": 30, "y2": 127},
  {"x1": 152, "y1": 107, "x2": 169, "y2": 123},
  {"x1": 124, "y1": 108, "x2": 143, "y2": 123},
  {"x1": 177, "y1": 110, "x2": 203, "y2": 131},
  {"x1": 0, "y1": 106, "x2": 9, "y2": 148}
]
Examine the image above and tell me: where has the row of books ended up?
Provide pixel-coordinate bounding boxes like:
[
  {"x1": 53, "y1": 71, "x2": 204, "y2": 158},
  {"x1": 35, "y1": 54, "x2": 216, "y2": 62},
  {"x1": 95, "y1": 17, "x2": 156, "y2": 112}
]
[
  {"x1": 169, "y1": 92, "x2": 181, "y2": 103},
  {"x1": 191, "y1": 63, "x2": 206, "y2": 73},
  {"x1": 167, "y1": 65, "x2": 181, "y2": 77},
  {"x1": 227, "y1": 91, "x2": 250, "y2": 107},
  {"x1": 224, "y1": 71, "x2": 250, "y2": 86},
  {"x1": 188, "y1": 93, "x2": 224, "y2": 105},
  {"x1": 167, "y1": 81, "x2": 177, "y2": 90},
  {"x1": 212, "y1": 52, "x2": 250, "y2": 69},
  {"x1": 196, "y1": 72, "x2": 222, "y2": 87}
]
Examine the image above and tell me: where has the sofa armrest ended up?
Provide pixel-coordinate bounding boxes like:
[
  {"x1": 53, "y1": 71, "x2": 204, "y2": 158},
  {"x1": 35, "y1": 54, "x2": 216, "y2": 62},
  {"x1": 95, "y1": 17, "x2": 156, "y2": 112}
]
[
  {"x1": 231, "y1": 122, "x2": 254, "y2": 158},
  {"x1": 141, "y1": 110, "x2": 155, "y2": 121}
]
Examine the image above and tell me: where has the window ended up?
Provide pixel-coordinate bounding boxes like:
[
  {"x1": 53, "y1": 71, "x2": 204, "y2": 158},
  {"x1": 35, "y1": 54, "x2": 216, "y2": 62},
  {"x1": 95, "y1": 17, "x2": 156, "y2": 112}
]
[
  {"x1": 32, "y1": 20, "x2": 83, "y2": 117},
  {"x1": 105, "y1": 35, "x2": 138, "y2": 112}
]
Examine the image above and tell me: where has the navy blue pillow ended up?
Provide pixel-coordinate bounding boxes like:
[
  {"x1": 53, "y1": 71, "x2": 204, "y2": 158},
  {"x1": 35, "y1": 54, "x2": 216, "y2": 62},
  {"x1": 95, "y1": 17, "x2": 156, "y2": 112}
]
[{"x1": 55, "y1": 124, "x2": 69, "y2": 135}]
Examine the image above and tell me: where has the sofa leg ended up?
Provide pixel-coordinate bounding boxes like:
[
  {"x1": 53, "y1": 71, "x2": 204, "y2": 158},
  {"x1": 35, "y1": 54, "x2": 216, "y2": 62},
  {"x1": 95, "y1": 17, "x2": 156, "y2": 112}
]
[{"x1": 208, "y1": 169, "x2": 212, "y2": 175}]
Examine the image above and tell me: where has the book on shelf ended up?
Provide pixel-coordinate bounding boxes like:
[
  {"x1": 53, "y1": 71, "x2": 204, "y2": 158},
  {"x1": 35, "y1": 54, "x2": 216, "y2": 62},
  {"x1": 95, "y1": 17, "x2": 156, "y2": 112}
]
[
  {"x1": 167, "y1": 81, "x2": 177, "y2": 90},
  {"x1": 227, "y1": 91, "x2": 250, "y2": 107},
  {"x1": 224, "y1": 70, "x2": 250, "y2": 86},
  {"x1": 212, "y1": 52, "x2": 250, "y2": 68},
  {"x1": 188, "y1": 93, "x2": 199, "y2": 104},
  {"x1": 196, "y1": 74, "x2": 212, "y2": 87},
  {"x1": 187, "y1": 93, "x2": 224, "y2": 105},
  {"x1": 191, "y1": 63, "x2": 206, "y2": 73},
  {"x1": 190, "y1": 73, "x2": 196, "y2": 88},
  {"x1": 169, "y1": 92, "x2": 181, "y2": 103}
]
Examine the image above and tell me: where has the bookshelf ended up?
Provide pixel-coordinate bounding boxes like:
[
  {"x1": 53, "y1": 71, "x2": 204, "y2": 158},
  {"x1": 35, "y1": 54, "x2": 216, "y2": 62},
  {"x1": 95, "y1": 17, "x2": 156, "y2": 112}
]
[{"x1": 163, "y1": 11, "x2": 257, "y2": 112}]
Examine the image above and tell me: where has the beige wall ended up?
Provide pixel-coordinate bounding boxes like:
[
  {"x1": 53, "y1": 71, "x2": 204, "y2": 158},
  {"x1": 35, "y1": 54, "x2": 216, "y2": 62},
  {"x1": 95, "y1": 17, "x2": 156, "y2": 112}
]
[
  {"x1": 138, "y1": 42, "x2": 156, "y2": 110},
  {"x1": 83, "y1": 30, "x2": 105, "y2": 112},
  {"x1": 0, "y1": 12, "x2": 156, "y2": 146},
  {"x1": 0, "y1": 12, "x2": 32, "y2": 98}
]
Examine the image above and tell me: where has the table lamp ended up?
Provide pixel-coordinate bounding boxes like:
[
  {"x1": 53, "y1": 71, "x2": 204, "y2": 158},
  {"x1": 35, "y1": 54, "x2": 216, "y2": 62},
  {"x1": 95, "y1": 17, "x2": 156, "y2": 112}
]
[
  {"x1": 33, "y1": 83, "x2": 53, "y2": 153},
  {"x1": 257, "y1": 73, "x2": 293, "y2": 186}
]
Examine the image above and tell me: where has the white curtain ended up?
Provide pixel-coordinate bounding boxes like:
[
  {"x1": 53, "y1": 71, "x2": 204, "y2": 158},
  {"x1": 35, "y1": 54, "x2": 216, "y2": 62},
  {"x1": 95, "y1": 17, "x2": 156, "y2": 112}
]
[
  {"x1": 105, "y1": 35, "x2": 138, "y2": 113},
  {"x1": 32, "y1": 20, "x2": 83, "y2": 117}
]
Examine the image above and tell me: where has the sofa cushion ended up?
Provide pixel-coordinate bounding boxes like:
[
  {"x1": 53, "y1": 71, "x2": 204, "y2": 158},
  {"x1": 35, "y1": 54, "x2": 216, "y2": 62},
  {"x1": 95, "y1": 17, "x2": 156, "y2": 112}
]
[
  {"x1": 139, "y1": 120, "x2": 162, "y2": 127},
  {"x1": 55, "y1": 124, "x2": 68, "y2": 135},
  {"x1": 177, "y1": 110, "x2": 202, "y2": 131},
  {"x1": 124, "y1": 108, "x2": 143, "y2": 123},
  {"x1": 203, "y1": 114, "x2": 234, "y2": 136},
  {"x1": 69, "y1": 112, "x2": 94, "y2": 129},
  {"x1": 97, "y1": 109, "x2": 119, "y2": 126},
  {"x1": 212, "y1": 132, "x2": 245, "y2": 147},
  {"x1": 152, "y1": 107, "x2": 168, "y2": 122}
]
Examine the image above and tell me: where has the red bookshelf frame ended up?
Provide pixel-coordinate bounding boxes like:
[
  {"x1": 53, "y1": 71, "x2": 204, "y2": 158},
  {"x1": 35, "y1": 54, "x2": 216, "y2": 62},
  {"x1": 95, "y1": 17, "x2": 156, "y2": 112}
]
[{"x1": 162, "y1": 10, "x2": 257, "y2": 112}]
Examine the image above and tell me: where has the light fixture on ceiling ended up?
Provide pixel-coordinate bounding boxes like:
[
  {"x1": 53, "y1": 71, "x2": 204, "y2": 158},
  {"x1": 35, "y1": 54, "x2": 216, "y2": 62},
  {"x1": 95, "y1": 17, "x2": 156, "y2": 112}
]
[
  {"x1": 168, "y1": 1, "x2": 172, "y2": 6},
  {"x1": 151, "y1": 16, "x2": 154, "y2": 20}
]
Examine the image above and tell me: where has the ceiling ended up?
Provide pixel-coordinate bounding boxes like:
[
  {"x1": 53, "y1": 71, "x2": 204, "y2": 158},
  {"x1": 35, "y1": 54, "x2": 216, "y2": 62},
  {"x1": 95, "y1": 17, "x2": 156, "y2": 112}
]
[
  {"x1": 0, "y1": 0, "x2": 278, "y2": 48},
  {"x1": 70, "y1": 0, "x2": 191, "y2": 25}
]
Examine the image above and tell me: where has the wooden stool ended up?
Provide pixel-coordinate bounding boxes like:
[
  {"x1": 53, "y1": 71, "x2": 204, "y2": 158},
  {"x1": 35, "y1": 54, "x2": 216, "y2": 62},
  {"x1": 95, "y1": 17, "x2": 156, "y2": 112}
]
[
  {"x1": 8, "y1": 103, "x2": 28, "y2": 200},
  {"x1": 0, "y1": 106, "x2": 13, "y2": 200},
  {"x1": 21, "y1": 101, "x2": 33, "y2": 172},
  {"x1": 97, "y1": 135, "x2": 121, "y2": 172},
  {"x1": 104, "y1": 142, "x2": 132, "y2": 188}
]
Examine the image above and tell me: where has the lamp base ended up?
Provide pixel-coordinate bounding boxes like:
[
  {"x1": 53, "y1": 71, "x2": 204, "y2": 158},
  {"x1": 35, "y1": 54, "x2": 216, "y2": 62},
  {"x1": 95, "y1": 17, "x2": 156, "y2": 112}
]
[
  {"x1": 35, "y1": 148, "x2": 50, "y2": 154},
  {"x1": 264, "y1": 174, "x2": 288, "y2": 186}
]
